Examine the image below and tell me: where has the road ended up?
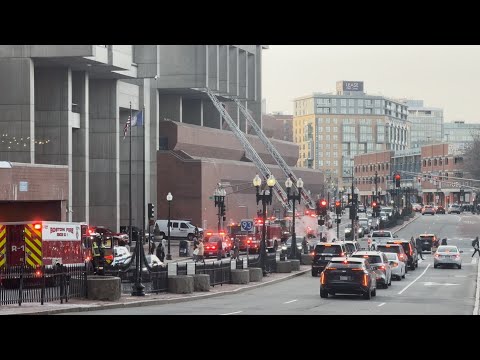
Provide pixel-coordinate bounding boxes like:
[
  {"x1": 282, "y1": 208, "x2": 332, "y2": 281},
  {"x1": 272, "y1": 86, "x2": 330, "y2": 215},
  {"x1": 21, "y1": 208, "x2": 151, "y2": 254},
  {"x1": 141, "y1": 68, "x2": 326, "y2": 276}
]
[{"x1": 73, "y1": 212, "x2": 480, "y2": 315}]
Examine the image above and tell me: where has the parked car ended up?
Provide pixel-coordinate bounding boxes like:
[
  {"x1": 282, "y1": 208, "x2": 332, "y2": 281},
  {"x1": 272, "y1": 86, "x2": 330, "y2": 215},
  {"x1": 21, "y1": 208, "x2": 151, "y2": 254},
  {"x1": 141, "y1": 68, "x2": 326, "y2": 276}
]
[
  {"x1": 384, "y1": 252, "x2": 406, "y2": 280},
  {"x1": 351, "y1": 250, "x2": 392, "y2": 289},
  {"x1": 111, "y1": 246, "x2": 132, "y2": 266},
  {"x1": 154, "y1": 219, "x2": 203, "y2": 240},
  {"x1": 320, "y1": 257, "x2": 377, "y2": 299},
  {"x1": 434, "y1": 245, "x2": 463, "y2": 269}
]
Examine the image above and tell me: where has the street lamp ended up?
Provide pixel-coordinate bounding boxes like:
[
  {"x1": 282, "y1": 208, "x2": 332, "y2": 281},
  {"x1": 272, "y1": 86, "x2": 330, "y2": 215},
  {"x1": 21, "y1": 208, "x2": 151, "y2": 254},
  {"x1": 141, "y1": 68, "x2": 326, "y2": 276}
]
[
  {"x1": 214, "y1": 184, "x2": 226, "y2": 232},
  {"x1": 166, "y1": 192, "x2": 173, "y2": 261},
  {"x1": 253, "y1": 174, "x2": 276, "y2": 276},
  {"x1": 285, "y1": 177, "x2": 303, "y2": 260}
]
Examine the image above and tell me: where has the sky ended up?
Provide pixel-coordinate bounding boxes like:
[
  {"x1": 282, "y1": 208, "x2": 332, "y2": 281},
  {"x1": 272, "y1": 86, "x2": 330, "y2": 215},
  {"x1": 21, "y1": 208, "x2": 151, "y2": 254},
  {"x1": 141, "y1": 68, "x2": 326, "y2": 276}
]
[{"x1": 262, "y1": 45, "x2": 480, "y2": 122}]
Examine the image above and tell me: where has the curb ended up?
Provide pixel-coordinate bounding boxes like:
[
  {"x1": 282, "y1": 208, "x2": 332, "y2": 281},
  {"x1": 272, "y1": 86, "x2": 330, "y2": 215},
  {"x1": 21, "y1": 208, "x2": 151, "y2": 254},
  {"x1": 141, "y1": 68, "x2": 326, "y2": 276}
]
[
  {"x1": 15, "y1": 268, "x2": 310, "y2": 315},
  {"x1": 391, "y1": 214, "x2": 420, "y2": 235}
]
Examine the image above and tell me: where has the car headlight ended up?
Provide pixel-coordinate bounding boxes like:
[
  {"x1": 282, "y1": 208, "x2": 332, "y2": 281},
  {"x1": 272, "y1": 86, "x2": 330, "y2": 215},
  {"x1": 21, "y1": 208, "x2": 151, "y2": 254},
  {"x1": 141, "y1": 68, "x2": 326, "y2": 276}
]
[
  {"x1": 345, "y1": 229, "x2": 351, "y2": 233},
  {"x1": 281, "y1": 245, "x2": 287, "y2": 250},
  {"x1": 297, "y1": 245, "x2": 302, "y2": 249}
]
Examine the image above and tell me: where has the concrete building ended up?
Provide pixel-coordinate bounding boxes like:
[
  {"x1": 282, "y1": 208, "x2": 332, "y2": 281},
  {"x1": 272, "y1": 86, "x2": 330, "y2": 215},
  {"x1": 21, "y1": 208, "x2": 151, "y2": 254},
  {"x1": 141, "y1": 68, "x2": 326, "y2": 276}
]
[
  {"x1": 293, "y1": 81, "x2": 409, "y2": 189},
  {"x1": 261, "y1": 113, "x2": 293, "y2": 142},
  {"x1": 404, "y1": 99, "x2": 443, "y2": 148},
  {"x1": 443, "y1": 121, "x2": 480, "y2": 150},
  {"x1": 0, "y1": 45, "x2": 324, "y2": 230}
]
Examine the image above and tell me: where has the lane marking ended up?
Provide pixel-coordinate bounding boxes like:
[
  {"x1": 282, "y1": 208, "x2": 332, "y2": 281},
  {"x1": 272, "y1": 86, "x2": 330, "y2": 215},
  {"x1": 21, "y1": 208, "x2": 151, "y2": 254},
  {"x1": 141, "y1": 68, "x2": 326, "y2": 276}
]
[
  {"x1": 378, "y1": 302, "x2": 386, "y2": 307},
  {"x1": 398, "y1": 264, "x2": 431, "y2": 295},
  {"x1": 220, "y1": 311, "x2": 243, "y2": 315},
  {"x1": 474, "y1": 256, "x2": 480, "y2": 315},
  {"x1": 473, "y1": 258, "x2": 477, "y2": 264},
  {"x1": 283, "y1": 299, "x2": 297, "y2": 304}
]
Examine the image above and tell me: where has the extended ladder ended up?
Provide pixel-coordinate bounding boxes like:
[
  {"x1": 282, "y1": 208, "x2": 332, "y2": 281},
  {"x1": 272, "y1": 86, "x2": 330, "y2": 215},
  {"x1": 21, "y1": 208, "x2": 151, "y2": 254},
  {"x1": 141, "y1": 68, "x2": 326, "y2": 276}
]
[
  {"x1": 203, "y1": 88, "x2": 292, "y2": 212},
  {"x1": 234, "y1": 98, "x2": 316, "y2": 209}
]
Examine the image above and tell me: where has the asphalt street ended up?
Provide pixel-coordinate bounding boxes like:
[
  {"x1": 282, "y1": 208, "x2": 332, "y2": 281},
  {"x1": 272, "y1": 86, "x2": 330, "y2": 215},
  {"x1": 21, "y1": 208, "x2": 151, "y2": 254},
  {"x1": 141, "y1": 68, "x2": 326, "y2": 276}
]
[{"x1": 74, "y1": 212, "x2": 480, "y2": 315}]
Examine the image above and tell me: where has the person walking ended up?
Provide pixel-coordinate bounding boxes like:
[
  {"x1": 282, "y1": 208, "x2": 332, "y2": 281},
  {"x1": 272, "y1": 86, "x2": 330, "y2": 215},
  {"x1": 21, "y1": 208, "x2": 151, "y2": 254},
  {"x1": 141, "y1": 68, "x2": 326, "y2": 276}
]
[
  {"x1": 472, "y1": 237, "x2": 480, "y2": 258},
  {"x1": 415, "y1": 237, "x2": 424, "y2": 260},
  {"x1": 196, "y1": 239, "x2": 205, "y2": 263}
]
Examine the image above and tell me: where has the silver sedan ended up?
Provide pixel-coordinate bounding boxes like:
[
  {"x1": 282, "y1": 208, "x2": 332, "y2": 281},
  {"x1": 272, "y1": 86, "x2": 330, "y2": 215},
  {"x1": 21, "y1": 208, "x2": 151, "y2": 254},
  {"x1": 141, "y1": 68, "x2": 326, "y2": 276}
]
[
  {"x1": 434, "y1": 245, "x2": 463, "y2": 269},
  {"x1": 384, "y1": 252, "x2": 406, "y2": 280}
]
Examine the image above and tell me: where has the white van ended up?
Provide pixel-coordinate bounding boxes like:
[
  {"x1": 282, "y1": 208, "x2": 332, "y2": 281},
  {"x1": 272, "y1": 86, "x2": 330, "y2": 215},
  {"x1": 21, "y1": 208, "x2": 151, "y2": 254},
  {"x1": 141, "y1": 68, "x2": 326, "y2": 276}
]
[{"x1": 155, "y1": 219, "x2": 203, "y2": 240}]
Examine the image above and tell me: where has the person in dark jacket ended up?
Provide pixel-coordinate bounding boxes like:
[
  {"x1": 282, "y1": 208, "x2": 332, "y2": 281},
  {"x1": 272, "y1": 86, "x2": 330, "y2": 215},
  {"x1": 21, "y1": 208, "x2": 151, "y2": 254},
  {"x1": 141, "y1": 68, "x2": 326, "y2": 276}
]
[
  {"x1": 441, "y1": 238, "x2": 448, "y2": 246},
  {"x1": 415, "y1": 237, "x2": 424, "y2": 260},
  {"x1": 472, "y1": 237, "x2": 480, "y2": 258}
]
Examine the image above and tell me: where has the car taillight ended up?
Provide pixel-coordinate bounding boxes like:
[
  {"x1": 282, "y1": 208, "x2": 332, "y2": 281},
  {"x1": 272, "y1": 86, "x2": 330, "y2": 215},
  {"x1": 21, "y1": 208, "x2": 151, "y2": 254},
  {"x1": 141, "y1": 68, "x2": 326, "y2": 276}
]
[
  {"x1": 363, "y1": 274, "x2": 368, "y2": 287},
  {"x1": 247, "y1": 240, "x2": 251, "y2": 244},
  {"x1": 105, "y1": 255, "x2": 113, "y2": 260},
  {"x1": 399, "y1": 254, "x2": 405, "y2": 259},
  {"x1": 379, "y1": 265, "x2": 385, "y2": 270},
  {"x1": 340, "y1": 252, "x2": 344, "y2": 257},
  {"x1": 455, "y1": 254, "x2": 460, "y2": 259},
  {"x1": 212, "y1": 246, "x2": 216, "y2": 250},
  {"x1": 321, "y1": 272, "x2": 325, "y2": 285},
  {"x1": 434, "y1": 253, "x2": 440, "y2": 258}
]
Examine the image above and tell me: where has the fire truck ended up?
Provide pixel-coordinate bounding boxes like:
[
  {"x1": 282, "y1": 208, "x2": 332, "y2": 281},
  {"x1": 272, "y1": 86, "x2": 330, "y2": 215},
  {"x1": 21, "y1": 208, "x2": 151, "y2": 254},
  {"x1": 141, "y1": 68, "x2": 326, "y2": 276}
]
[
  {"x1": 0, "y1": 221, "x2": 95, "y2": 270},
  {"x1": 227, "y1": 218, "x2": 282, "y2": 251}
]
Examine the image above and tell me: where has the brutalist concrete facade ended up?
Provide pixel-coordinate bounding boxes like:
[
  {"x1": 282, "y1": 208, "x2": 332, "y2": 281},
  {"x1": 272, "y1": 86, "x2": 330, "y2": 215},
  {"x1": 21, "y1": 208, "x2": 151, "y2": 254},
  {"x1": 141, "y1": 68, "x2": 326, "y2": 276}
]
[{"x1": 0, "y1": 45, "x2": 324, "y2": 229}]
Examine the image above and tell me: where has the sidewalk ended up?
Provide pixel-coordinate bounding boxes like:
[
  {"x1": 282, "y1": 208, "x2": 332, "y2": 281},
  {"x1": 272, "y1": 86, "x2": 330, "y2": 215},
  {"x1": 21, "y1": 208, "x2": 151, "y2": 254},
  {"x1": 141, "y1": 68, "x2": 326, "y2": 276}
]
[{"x1": 0, "y1": 266, "x2": 310, "y2": 315}]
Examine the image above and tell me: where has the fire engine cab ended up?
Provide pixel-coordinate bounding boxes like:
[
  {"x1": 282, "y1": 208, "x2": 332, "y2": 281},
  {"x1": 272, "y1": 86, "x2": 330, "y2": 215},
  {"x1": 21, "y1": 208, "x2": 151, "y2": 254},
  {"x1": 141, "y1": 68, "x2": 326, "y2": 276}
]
[{"x1": 0, "y1": 221, "x2": 92, "y2": 270}]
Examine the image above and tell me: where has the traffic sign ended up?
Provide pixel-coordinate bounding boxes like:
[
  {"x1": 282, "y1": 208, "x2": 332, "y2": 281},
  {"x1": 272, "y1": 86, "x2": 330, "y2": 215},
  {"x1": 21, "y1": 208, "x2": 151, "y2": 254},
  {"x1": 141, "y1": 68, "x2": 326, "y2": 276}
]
[{"x1": 240, "y1": 219, "x2": 254, "y2": 232}]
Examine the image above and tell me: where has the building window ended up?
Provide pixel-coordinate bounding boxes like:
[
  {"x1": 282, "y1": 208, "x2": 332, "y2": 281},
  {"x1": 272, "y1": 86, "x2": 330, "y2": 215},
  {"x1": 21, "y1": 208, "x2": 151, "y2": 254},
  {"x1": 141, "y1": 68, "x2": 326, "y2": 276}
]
[
  {"x1": 365, "y1": 108, "x2": 372, "y2": 115},
  {"x1": 434, "y1": 159, "x2": 438, "y2": 166},
  {"x1": 349, "y1": 99, "x2": 355, "y2": 106},
  {"x1": 318, "y1": 126, "x2": 323, "y2": 133},
  {"x1": 445, "y1": 157, "x2": 449, "y2": 165},
  {"x1": 386, "y1": 163, "x2": 389, "y2": 170},
  {"x1": 423, "y1": 159, "x2": 426, "y2": 167},
  {"x1": 375, "y1": 100, "x2": 381, "y2": 107},
  {"x1": 318, "y1": 160, "x2": 323, "y2": 166},
  {"x1": 333, "y1": 126, "x2": 338, "y2": 132},
  {"x1": 333, "y1": 160, "x2": 338, "y2": 166},
  {"x1": 331, "y1": 99, "x2": 336, "y2": 106},
  {"x1": 333, "y1": 135, "x2": 338, "y2": 141},
  {"x1": 325, "y1": 118, "x2": 331, "y2": 124},
  {"x1": 333, "y1": 118, "x2": 338, "y2": 124},
  {"x1": 326, "y1": 152, "x2": 331, "y2": 157},
  {"x1": 341, "y1": 99, "x2": 347, "y2": 106},
  {"x1": 325, "y1": 126, "x2": 330, "y2": 132},
  {"x1": 333, "y1": 151, "x2": 338, "y2": 157},
  {"x1": 341, "y1": 108, "x2": 347, "y2": 114},
  {"x1": 325, "y1": 135, "x2": 331, "y2": 141},
  {"x1": 428, "y1": 159, "x2": 431, "y2": 166}
]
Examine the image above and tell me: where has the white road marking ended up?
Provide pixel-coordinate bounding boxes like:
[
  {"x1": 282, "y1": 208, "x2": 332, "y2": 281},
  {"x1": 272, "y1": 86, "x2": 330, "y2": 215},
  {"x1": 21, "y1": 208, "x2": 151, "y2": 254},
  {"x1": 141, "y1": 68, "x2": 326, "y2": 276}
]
[
  {"x1": 423, "y1": 281, "x2": 459, "y2": 286},
  {"x1": 454, "y1": 275, "x2": 467, "y2": 278},
  {"x1": 220, "y1": 311, "x2": 243, "y2": 315},
  {"x1": 398, "y1": 264, "x2": 431, "y2": 295},
  {"x1": 378, "y1": 302, "x2": 386, "y2": 307},
  {"x1": 473, "y1": 258, "x2": 477, "y2": 264},
  {"x1": 283, "y1": 299, "x2": 297, "y2": 304},
  {"x1": 418, "y1": 259, "x2": 423, "y2": 264},
  {"x1": 474, "y1": 257, "x2": 480, "y2": 315}
]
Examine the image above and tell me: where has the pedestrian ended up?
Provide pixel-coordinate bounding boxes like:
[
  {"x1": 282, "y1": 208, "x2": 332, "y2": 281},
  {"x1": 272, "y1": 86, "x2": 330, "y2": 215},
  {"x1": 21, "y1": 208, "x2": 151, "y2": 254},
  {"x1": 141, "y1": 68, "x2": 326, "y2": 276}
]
[
  {"x1": 472, "y1": 237, "x2": 480, "y2": 258},
  {"x1": 302, "y1": 236, "x2": 308, "y2": 254},
  {"x1": 153, "y1": 223, "x2": 161, "y2": 241},
  {"x1": 441, "y1": 238, "x2": 448, "y2": 246},
  {"x1": 149, "y1": 241, "x2": 156, "y2": 255},
  {"x1": 217, "y1": 237, "x2": 223, "y2": 260},
  {"x1": 416, "y1": 237, "x2": 424, "y2": 260},
  {"x1": 196, "y1": 239, "x2": 205, "y2": 263}
]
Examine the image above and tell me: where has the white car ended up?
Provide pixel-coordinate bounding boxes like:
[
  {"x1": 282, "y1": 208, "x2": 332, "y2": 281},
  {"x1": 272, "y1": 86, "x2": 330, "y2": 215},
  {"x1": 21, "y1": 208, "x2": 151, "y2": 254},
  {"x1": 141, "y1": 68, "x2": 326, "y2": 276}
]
[
  {"x1": 370, "y1": 230, "x2": 394, "y2": 249},
  {"x1": 434, "y1": 245, "x2": 463, "y2": 269},
  {"x1": 111, "y1": 246, "x2": 132, "y2": 266},
  {"x1": 384, "y1": 252, "x2": 406, "y2": 280}
]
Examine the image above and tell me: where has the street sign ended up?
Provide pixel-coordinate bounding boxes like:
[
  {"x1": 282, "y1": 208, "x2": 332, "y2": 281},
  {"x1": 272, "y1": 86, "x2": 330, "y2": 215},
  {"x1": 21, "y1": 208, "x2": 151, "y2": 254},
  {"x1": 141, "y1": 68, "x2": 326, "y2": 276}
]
[{"x1": 240, "y1": 219, "x2": 254, "y2": 232}]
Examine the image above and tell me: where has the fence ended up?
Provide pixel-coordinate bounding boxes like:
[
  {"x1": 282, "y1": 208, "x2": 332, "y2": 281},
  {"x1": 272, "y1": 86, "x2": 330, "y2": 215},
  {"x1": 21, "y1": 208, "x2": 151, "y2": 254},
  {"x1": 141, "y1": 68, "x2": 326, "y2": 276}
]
[{"x1": 0, "y1": 264, "x2": 87, "y2": 306}]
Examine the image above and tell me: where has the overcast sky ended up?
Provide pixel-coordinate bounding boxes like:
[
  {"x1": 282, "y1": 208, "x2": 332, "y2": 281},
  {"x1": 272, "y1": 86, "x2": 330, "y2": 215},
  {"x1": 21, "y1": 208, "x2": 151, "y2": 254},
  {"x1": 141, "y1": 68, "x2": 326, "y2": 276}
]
[{"x1": 262, "y1": 45, "x2": 480, "y2": 122}]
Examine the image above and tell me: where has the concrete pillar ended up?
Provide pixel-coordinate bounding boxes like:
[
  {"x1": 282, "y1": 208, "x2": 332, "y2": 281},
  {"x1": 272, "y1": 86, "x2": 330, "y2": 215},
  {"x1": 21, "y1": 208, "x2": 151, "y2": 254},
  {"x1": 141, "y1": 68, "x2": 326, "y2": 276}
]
[
  {"x1": 0, "y1": 58, "x2": 34, "y2": 163},
  {"x1": 219, "y1": 45, "x2": 228, "y2": 94},
  {"x1": 72, "y1": 71, "x2": 89, "y2": 223},
  {"x1": 238, "y1": 49, "x2": 247, "y2": 100},
  {"x1": 228, "y1": 46, "x2": 238, "y2": 96},
  {"x1": 206, "y1": 45, "x2": 219, "y2": 91},
  {"x1": 182, "y1": 99, "x2": 202, "y2": 126},
  {"x1": 89, "y1": 79, "x2": 119, "y2": 230}
]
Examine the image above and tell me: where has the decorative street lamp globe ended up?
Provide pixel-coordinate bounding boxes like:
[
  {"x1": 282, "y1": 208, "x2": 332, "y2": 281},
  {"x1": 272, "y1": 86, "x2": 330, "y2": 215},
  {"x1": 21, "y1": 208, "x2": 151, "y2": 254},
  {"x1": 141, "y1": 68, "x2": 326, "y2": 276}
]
[
  {"x1": 253, "y1": 174, "x2": 262, "y2": 187},
  {"x1": 267, "y1": 175, "x2": 276, "y2": 187}
]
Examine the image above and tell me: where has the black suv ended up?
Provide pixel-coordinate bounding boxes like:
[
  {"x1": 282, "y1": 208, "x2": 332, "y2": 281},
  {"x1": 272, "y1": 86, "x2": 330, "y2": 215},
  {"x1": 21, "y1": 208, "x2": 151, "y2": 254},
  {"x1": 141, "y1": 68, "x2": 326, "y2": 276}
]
[
  {"x1": 312, "y1": 242, "x2": 347, "y2": 276},
  {"x1": 387, "y1": 239, "x2": 418, "y2": 270}
]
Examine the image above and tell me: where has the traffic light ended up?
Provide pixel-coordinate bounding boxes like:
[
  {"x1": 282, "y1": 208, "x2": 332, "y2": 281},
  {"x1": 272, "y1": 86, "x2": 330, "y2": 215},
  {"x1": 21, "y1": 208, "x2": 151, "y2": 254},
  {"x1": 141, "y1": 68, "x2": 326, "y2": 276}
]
[
  {"x1": 372, "y1": 201, "x2": 380, "y2": 217},
  {"x1": 395, "y1": 174, "x2": 401, "y2": 188},
  {"x1": 335, "y1": 200, "x2": 342, "y2": 215},
  {"x1": 317, "y1": 199, "x2": 328, "y2": 216},
  {"x1": 148, "y1": 203, "x2": 155, "y2": 219},
  {"x1": 221, "y1": 203, "x2": 226, "y2": 217}
]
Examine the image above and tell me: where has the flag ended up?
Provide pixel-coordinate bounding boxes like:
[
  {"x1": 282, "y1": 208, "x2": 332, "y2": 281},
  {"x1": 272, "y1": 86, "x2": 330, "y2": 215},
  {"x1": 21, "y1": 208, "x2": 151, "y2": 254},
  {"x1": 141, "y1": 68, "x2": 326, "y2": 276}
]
[
  {"x1": 131, "y1": 110, "x2": 143, "y2": 127},
  {"x1": 123, "y1": 110, "x2": 143, "y2": 140}
]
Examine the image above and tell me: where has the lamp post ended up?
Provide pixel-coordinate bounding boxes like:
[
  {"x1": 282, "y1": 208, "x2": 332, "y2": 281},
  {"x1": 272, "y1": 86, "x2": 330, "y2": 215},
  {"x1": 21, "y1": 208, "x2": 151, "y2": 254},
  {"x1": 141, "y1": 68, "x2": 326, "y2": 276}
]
[
  {"x1": 253, "y1": 174, "x2": 276, "y2": 276},
  {"x1": 166, "y1": 192, "x2": 173, "y2": 260},
  {"x1": 285, "y1": 177, "x2": 303, "y2": 260},
  {"x1": 214, "y1": 184, "x2": 226, "y2": 232}
]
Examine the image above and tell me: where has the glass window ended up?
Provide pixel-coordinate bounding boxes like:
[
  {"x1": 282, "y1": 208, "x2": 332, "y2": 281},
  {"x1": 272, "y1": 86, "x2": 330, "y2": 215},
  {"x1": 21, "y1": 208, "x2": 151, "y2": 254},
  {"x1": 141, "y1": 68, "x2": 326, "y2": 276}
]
[
  {"x1": 333, "y1": 118, "x2": 338, "y2": 124},
  {"x1": 325, "y1": 160, "x2": 331, "y2": 166},
  {"x1": 333, "y1": 135, "x2": 338, "y2": 141},
  {"x1": 365, "y1": 108, "x2": 372, "y2": 114},
  {"x1": 318, "y1": 126, "x2": 323, "y2": 133},
  {"x1": 326, "y1": 118, "x2": 331, "y2": 124},
  {"x1": 375, "y1": 100, "x2": 381, "y2": 107},
  {"x1": 333, "y1": 151, "x2": 338, "y2": 157},
  {"x1": 358, "y1": 99, "x2": 364, "y2": 107},
  {"x1": 331, "y1": 99, "x2": 336, "y2": 106},
  {"x1": 325, "y1": 135, "x2": 330, "y2": 141},
  {"x1": 349, "y1": 99, "x2": 355, "y2": 106},
  {"x1": 318, "y1": 135, "x2": 323, "y2": 141},
  {"x1": 333, "y1": 126, "x2": 338, "y2": 132},
  {"x1": 333, "y1": 160, "x2": 338, "y2": 166},
  {"x1": 326, "y1": 152, "x2": 331, "y2": 157},
  {"x1": 326, "y1": 126, "x2": 330, "y2": 132},
  {"x1": 333, "y1": 143, "x2": 338, "y2": 150},
  {"x1": 180, "y1": 223, "x2": 189, "y2": 229},
  {"x1": 375, "y1": 109, "x2": 382, "y2": 115},
  {"x1": 358, "y1": 108, "x2": 364, "y2": 114},
  {"x1": 341, "y1": 99, "x2": 347, "y2": 106},
  {"x1": 341, "y1": 108, "x2": 347, "y2": 114},
  {"x1": 318, "y1": 160, "x2": 323, "y2": 166}
]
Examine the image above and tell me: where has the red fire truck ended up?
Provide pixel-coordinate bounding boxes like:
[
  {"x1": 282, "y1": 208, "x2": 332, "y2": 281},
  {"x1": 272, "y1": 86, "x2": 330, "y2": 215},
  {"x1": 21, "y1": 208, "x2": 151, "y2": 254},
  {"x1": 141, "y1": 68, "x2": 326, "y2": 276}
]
[
  {"x1": 227, "y1": 218, "x2": 282, "y2": 251},
  {"x1": 0, "y1": 221, "x2": 93, "y2": 270}
]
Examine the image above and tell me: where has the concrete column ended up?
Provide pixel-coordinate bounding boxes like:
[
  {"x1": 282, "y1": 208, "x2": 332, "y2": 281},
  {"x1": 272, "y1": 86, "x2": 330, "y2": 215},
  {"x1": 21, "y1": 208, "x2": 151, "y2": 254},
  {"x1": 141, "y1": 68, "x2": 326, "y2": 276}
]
[
  {"x1": 89, "y1": 79, "x2": 119, "y2": 230},
  {"x1": 219, "y1": 45, "x2": 228, "y2": 94},
  {"x1": 0, "y1": 58, "x2": 34, "y2": 163},
  {"x1": 238, "y1": 49, "x2": 247, "y2": 100},
  {"x1": 206, "y1": 45, "x2": 219, "y2": 91},
  {"x1": 228, "y1": 46, "x2": 238, "y2": 96},
  {"x1": 72, "y1": 71, "x2": 89, "y2": 222}
]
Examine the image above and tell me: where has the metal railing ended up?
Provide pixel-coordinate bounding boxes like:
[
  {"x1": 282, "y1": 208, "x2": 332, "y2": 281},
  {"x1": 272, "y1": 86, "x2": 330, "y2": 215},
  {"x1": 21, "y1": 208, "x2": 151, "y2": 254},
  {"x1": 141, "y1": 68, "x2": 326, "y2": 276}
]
[{"x1": 0, "y1": 264, "x2": 88, "y2": 306}]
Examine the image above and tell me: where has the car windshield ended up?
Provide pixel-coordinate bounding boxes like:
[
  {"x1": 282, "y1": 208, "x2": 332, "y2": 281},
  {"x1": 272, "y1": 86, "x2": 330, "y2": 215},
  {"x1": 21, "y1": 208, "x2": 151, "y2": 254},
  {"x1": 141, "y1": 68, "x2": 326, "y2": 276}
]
[
  {"x1": 328, "y1": 262, "x2": 363, "y2": 269},
  {"x1": 344, "y1": 243, "x2": 356, "y2": 253},
  {"x1": 420, "y1": 236, "x2": 435, "y2": 240},
  {"x1": 207, "y1": 236, "x2": 222, "y2": 243},
  {"x1": 286, "y1": 237, "x2": 304, "y2": 246},
  {"x1": 372, "y1": 232, "x2": 391, "y2": 237},
  {"x1": 385, "y1": 253, "x2": 398, "y2": 260},
  {"x1": 315, "y1": 245, "x2": 343, "y2": 255},
  {"x1": 437, "y1": 246, "x2": 458, "y2": 253},
  {"x1": 352, "y1": 254, "x2": 382, "y2": 263}
]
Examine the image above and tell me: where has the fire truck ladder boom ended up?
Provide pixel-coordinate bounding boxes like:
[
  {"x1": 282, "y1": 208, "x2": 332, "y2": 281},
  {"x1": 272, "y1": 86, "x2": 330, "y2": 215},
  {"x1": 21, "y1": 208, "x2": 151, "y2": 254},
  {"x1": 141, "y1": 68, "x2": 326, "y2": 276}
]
[
  {"x1": 203, "y1": 88, "x2": 292, "y2": 211},
  {"x1": 233, "y1": 98, "x2": 315, "y2": 209}
]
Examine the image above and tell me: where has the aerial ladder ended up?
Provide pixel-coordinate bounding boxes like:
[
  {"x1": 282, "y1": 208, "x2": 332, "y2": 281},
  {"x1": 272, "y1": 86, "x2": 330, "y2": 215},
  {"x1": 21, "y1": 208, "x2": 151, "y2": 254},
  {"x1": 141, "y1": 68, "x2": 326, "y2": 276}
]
[
  {"x1": 233, "y1": 98, "x2": 316, "y2": 209},
  {"x1": 203, "y1": 88, "x2": 292, "y2": 212}
]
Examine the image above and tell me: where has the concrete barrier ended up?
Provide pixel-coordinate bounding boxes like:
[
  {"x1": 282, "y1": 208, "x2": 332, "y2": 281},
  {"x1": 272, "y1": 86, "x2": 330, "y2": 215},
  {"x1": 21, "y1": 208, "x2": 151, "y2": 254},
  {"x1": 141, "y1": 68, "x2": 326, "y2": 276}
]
[
  {"x1": 168, "y1": 275, "x2": 194, "y2": 294},
  {"x1": 276, "y1": 261, "x2": 292, "y2": 273},
  {"x1": 87, "y1": 276, "x2": 121, "y2": 301},
  {"x1": 301, "y1": 253, "x2": 313, "y2": 265},
  {"x1": 248, "y1": 268, "x2": 263, "y2": 282},
  {"x1": 290, "y1": 259, "x2": 300, "y2": 271},
  {"x1": 231, "y1": 269, "x2": 250, "y2": 284},
  {"x1": 193, "y1": 274, "x2": 210, "y2": 291}
]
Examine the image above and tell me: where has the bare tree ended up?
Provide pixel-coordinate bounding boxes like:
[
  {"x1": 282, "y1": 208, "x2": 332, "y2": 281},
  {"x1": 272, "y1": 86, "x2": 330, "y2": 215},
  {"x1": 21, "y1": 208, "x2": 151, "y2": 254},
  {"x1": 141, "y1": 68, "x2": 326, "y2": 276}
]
[{"x1": 463, "y1": 132, "x2": 480, "y2": 180}]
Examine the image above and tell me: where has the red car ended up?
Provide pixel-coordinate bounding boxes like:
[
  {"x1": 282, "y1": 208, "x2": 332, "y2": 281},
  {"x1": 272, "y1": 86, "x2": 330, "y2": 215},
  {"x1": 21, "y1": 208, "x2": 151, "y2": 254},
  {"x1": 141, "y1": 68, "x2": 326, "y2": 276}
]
[
  {"x1": 88, "y1": 226, "x2": 129, "y2": 244},
  {"x1": 435, "y1": 206, "x2": 446, "y2": 214}
]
